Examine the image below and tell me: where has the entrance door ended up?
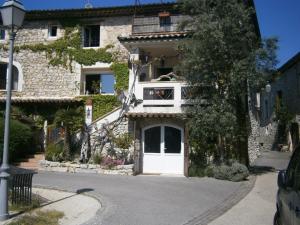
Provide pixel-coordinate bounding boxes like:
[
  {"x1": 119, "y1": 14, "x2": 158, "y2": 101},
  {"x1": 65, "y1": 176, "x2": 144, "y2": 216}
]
[{"x1": 143, "y1": 125, "x2": 184, "y2": 175}]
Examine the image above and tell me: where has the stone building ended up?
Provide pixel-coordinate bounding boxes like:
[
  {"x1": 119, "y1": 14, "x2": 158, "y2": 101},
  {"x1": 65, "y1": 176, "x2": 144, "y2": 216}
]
[
  {"x1": 252, "y1": 52, "x2": 300, "y2": 153},
  {"x1": 0, "y1": 1, "x2": 262, "y2": 176}
]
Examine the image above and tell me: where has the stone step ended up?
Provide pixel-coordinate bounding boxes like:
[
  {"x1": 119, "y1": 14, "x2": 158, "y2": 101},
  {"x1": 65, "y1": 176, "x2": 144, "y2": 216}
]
[{"x1": 15, "y1": 153, "x2": 45, "y2": 170}]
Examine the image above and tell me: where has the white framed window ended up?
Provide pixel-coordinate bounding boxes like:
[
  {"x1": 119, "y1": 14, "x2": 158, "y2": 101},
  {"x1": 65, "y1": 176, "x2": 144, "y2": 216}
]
[
  {"x1": 0, "y1": 63, "x2": 19, "y2": 91},
  {"x1": 0, "y1": 28, "x2": 5, "y2": 41},
  {"x1": 84, "y1": 73, "x2": 115, "y2": 95},
  {"x1": 83, "y1": 25, "x2": 100, "y2": 47},
  {"x1": 48, "y1": 25, "x2": 58, "y2": 38}
]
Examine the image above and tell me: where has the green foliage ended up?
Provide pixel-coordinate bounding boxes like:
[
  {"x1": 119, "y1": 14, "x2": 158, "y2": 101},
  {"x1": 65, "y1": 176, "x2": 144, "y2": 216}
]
[
  {"x1": 179, "y1": 0, "x2": 278, "y2": 166},
  {"x1": 54, "y1": 107, "x2": 84, "y2": 134},
  {"x1": 0, "y1": 119, "x2": 33, "y2": 163},
  {"x1": 9, "y1": 195, "x2": 41, "y2": 212},
  {"x1": 80, "y1": 95, "x2": 121, "y2": 120},
  {"x1": 212, "y1": 162, "x2": 249, "y2": 182},
  {"x1": 110, "y1": 62, "x2": 129, "y2": 92},
  {"x1": 114, "y1": 133, "x2": 133, "y2": 149},
  {"x1": 71, "y1": 46, "x2": 113, "y2": 66},
  {"x1": 45, "y1": 143, "x2": 64, "y2": 162},
  {"x1": 6, "y1": 22, "x2": 114, "y2": 70},
  {"x1": 275, "y1": 104, "x2": 295, "y2": 144},
  {"x1": 8, "y1": 210, "x2": 64, "y2": 225},
  {"x1": 188, "y1": 165, "x2": 207, "y2": 177},
  {"x1": 92, "y1": 153, "x2": 103, "y2": 165}
]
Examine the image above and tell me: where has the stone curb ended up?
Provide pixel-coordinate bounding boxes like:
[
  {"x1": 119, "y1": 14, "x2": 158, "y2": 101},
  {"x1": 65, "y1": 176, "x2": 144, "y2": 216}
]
[
  {"x1": 32, "y1": 184, "x2": 104, "y2": 225},
  {"x1": 182, "y1": 176, "x2": 256, "y2": 225}
]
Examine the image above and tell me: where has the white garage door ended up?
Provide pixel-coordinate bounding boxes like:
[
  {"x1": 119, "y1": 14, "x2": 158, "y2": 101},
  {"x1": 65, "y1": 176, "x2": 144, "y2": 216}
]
[{"x1": 142, "y1": 125, "x2": 184, "y2": 175}]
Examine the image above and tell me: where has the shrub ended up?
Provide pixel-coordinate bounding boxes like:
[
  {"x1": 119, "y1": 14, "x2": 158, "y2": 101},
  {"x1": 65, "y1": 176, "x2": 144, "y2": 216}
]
[
  {"x1": 188, "y1": 165, "x2": 206, "y2": 177},
  {"x1": 101, "y1": 156, "x2": 124, "y2": 169},
  {"x1": 8, "y1": 210, "x2": 64, "y2": 225},
  {"x1": 92, "y1": 153, "x2": 103, "y2": 165},
  {"x1": 45, "y1": 143, "x2": 64, "y2": 162},
  {"x1": 0, "y1": 119, "x2": 33, "y2": 163},
  {"x1": 114, "y1": 133, "x2": 133, "y2": 150},
  {"x1": 212, "y1": 162, "x2": 249, "y2": 182}
]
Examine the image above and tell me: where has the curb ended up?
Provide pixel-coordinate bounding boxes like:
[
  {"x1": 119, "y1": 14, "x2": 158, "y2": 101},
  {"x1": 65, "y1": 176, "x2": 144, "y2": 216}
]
[
  {"x1": 33, "y1": 185, "x2": 104, "y2": 224},
  {"x1": 183, "y1": 176, "x2": 256, "y2": 225}
]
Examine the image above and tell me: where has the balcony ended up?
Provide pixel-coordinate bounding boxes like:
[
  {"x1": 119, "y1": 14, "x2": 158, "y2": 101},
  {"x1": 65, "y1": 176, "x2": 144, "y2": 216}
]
[
  {"x1": 130, "y1": 82, "x2": 189, "y2": 114},
  {"x1": 132, "y1": 15, "x2": 189, "y2": 35}
]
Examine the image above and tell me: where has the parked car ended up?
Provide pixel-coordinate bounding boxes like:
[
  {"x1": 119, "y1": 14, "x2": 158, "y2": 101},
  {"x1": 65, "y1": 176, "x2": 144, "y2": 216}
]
[{"x1": 274, "y1": 146, "x2": 300, "y2": 225}]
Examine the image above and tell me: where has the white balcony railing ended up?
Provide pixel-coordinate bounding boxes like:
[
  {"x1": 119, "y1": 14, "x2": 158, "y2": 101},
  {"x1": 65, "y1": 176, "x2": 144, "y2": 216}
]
[{"x1": 130, "y1": 82, "x2": 188, "y2": 114}]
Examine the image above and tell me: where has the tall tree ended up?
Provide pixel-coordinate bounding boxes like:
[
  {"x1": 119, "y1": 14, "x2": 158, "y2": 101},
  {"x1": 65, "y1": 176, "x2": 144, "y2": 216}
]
[
  {"x1": 179, "y1": 0, "x2": 278, "y2": 166},
  {"x1": 54, "y1": 107, "x2": 84, "y2": 160}
]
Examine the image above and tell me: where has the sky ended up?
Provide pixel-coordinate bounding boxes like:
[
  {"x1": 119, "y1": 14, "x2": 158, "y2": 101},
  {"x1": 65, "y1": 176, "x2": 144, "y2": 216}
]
[{"x1": 0, "y1": 0, "x2": 299, "y2": 67}]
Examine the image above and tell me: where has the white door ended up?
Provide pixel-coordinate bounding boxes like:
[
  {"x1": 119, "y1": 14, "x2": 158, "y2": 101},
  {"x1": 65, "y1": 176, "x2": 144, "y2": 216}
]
[{"x1": 143, "y1": 125, "x2": 184, "y2": 175}]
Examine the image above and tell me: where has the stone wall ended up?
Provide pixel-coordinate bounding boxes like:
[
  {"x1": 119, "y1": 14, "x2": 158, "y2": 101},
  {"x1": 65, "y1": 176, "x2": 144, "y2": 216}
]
[
  {"x1": 0, "y1": 50, "x2": 80, "y2": 98},
  {"x1": 0, "y1": 16, "x2": 132, "y2": 99},
  {"x1": 39, "y1": 160, "x2": 133, "y2": 175},
  {"x1": 248, "y1": 111, "x2": 261, "y2": 164},
  {"x1": 80, "y1": 116, "x2": 134, "y2": 162}
]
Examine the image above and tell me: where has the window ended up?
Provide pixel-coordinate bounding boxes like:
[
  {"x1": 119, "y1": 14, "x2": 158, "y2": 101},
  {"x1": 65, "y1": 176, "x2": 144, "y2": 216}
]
[
  {"x1": 144, "y1": 126, "x2": 161, "y2": 153},
  {"x1": 0, "y1": 29, "x2": 5, "y2": 40},
  {"x1": 48, "y1": 25, "x2": 58, "y2": 38},
  {"x1": 159, "y1": 16, "x2": 171, "y2": 27},
  {"x1": 164, "y1": 126, "x2": 181, "y2": 153},
  {"x1": 0, "y1": 63, "x2": 19, "y2": 90},
  {"x1": 84, "y1": 74, "x2": 115, "y2": 95},
  {"x1": 83, "y1": 25, "x2": 100, "y2": 47}
]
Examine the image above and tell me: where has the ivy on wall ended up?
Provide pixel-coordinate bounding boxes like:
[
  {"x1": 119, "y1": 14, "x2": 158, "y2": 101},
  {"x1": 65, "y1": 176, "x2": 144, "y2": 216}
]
[
  {"x1": 0, "y1": 19, "x2": 130, "y2": 122},
  {"x1": 0, "y1": 20, "x2": 129, "y2": 88},
  {"x1": 80, "y1": 95, "x2": 121, "y2": 120},
  {"x1": 110, "y1": 62, "x2": 129, "y2": 92}
]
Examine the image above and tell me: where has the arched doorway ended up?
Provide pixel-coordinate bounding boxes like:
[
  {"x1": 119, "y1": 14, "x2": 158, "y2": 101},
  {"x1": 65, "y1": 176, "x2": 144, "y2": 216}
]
[{"x1": 142, "y1": 125, "x2": 184, "y2": 175}]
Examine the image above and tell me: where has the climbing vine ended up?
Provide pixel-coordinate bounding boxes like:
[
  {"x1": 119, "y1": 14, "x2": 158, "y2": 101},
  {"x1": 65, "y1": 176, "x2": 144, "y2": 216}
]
[
  {"x1": 110, "y1": 62, "x2": 129, "y2": 92},
  {"x1": 80, "y1": 95, "x2": 121, "y2": 120},
  {"x1": 0, "y1": 19, "x2": 130, "y2": 123},
  {"x1": 1, "y1": 19, "x2": 126, "y2": 75}
]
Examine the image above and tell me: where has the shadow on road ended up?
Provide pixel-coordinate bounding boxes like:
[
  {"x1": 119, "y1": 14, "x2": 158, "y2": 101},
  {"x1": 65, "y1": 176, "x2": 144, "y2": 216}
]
[{"x1": 250, "y1": 166, "x2": 275, "y2": 176}]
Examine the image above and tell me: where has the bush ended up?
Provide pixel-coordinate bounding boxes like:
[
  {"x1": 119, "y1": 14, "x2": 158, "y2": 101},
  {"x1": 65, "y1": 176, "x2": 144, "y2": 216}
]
[
  {"x1": 45, "y1": 143, "x2": 64, "y2": 162},
  {"x1": 101, "y1": 156, "x2": 124, "y2": 169},
  {"x1": 114, "y1": 133, "x2": 133, "y2": 150},
  {"x1": 92, "y1": 153, "x2": 103, "y2": 164},
  {"x1": 212, "y1": 162, "x2": 249, "y2": 182},
  {"x1": 188, "y1": 165, "x2": 206, "y2": 177},
  {"x1": 0, "y1": 119, "x2": 33, "y2": 163},
  {"x1": 8, "y1": 210, "x2": 64, "y2": 225}
]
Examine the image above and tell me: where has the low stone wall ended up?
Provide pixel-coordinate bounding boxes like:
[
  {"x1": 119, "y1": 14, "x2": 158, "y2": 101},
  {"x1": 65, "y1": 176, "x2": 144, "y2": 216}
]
[{"x1": 39, "y1": 160, "x2": 133, "y2": 175}]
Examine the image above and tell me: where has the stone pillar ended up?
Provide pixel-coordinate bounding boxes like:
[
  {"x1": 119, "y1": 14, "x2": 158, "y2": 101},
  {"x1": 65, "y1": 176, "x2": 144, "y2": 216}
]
[
  {"x1": 184, "y1": 124, "x2": 190, "y2": 177},
  {"x1": 85, "y1": 98, "x2": 93, "y2": 126},
  {"x1": 133, "y1": 120, "x2": 142, "y2": 175}
]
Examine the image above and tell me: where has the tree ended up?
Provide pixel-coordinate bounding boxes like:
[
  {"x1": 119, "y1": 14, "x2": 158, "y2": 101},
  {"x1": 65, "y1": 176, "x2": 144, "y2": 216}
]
[
  {"x1": 54, "y1": 107, "x2": 84, "y2": 160},
  {"x1": 179, "y1": 0, "x2": 278, "y2": 167}
]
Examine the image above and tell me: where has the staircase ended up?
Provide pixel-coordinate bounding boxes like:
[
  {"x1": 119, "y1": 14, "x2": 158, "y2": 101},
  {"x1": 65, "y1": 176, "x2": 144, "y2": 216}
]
[{"x1": 14, "y1": 153, "x2": 45, "y2": 171}]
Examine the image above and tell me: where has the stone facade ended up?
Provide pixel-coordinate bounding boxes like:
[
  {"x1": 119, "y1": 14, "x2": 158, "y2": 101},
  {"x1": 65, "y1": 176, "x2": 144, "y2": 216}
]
[
  {"x1": 0, "y1": 16, "x2": 132, "y2": 99},
  {"x1": 251, "y1": 53, "x2": 300, "y2": 155}
]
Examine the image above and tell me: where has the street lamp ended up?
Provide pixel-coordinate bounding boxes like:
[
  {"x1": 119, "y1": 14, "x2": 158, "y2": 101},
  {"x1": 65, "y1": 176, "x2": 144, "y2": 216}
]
[{"x1": 0, "y1": 0, "x2": 25, "y2": 221}]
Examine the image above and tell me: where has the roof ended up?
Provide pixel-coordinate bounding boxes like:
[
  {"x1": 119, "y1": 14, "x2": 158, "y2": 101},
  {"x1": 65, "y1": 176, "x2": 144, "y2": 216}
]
[
  {"x1": 118, "y1": 32, "x2": 189, "y2": 43},
  {"x1": 278, "y1": 52, "x2": 300, "y2": 73},
  {"x1": 25, "y1": 2, "x2": 179, "y2": 20},
  {"x1": 0, "y1": 97, "x2": 82, "y2": 104},
  {"x1": 126, "y1": 112, "x2": 182, "y2": 118}
]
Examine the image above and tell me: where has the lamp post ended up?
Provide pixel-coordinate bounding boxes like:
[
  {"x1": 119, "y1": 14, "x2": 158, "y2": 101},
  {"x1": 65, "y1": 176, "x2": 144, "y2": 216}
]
[{"x1": 0, "y1": 0, "x2": 25, "y2": 221}]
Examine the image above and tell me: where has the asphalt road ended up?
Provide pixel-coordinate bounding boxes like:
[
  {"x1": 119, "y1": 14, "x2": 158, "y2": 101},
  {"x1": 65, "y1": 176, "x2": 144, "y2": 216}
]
[{"x1": 33, "y1": 172, "x2": 250, "y2": 225}]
